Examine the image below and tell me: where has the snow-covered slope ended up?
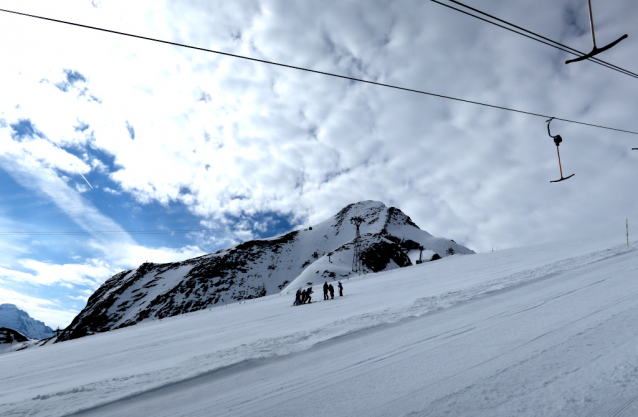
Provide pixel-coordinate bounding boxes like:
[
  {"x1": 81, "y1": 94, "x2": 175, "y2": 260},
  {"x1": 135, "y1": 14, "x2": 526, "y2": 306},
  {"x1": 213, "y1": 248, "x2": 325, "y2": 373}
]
[
  {"x1": 59, "y1": 201, "x2": 472, "y2": 341},
  {"x1": 2, "y1": 235, "x2": 637, "y2": 416},
  {"x1": 0, "y1": 304, "x2": 54, "y2": 339}
]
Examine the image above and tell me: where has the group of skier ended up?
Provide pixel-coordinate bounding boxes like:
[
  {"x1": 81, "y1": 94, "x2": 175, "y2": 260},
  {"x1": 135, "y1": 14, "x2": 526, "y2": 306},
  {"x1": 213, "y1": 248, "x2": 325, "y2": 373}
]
[
  {"x1": 323, "y1": 281, "x2": 343, "y2": 300},
  {"x1": 294, "y1": 287, "x2": 314, "y2": 305},
  {"x1": 293, "y1": 281, "x2": 343, "y2": 306}
]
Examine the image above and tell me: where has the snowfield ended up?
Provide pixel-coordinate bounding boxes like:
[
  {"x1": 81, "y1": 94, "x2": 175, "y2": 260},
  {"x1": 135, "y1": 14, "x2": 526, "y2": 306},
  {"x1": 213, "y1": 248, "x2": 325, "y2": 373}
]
[{"x1": 2, "y1": 235, "x2": 638, "y2": 416}]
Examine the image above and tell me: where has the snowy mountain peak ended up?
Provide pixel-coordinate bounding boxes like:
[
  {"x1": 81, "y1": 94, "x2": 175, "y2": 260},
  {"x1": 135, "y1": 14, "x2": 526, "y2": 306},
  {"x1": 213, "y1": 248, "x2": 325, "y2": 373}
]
[
  {"x1": 58, "y1": 201, "x2": 473, "y2": 341},
  {"x1": 330, "y1": 200, "x2": 389, "y2": 235},
  {"x1": 0, "y1": 304, "x2": 55, "y2": 340},
  {"x1": 308, "y1": 201, "x2": 424, "y2": 241}
]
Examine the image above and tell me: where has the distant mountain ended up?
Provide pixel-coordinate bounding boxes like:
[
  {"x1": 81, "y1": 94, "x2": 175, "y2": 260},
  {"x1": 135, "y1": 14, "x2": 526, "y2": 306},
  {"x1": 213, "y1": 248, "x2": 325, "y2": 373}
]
[
  {"x1": 59, "y1": 201, "x2": 473, "y2": 341},
  {"x1": 0, "y1": 304, "x2": 55, "y2": 339}
]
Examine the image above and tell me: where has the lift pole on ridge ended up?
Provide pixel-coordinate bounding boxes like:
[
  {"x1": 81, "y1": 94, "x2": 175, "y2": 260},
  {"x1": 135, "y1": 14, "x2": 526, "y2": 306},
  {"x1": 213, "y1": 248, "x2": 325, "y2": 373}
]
[{"x1": 351, "y1": 217, "x2": 364, "y2": 273}]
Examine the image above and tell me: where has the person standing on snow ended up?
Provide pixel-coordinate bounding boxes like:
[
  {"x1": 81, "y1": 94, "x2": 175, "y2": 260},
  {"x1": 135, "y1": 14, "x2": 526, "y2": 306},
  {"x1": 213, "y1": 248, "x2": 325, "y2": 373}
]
[
  {"x1": 294, "y1": 289, "x2": 302, "y2": 306},
  {"x1": 306, "y1": 287, "x2": 314, "y2": 303},
  {"x1": 323, "y1": 282, "x2": 329, "y2": 300},
  {"x1": 300, "y1": 289, "x2": 307, "y2": 304},
  {"x1": 338, "y1": 281, "x2": 343, "y2": 297},
  {"x1": 328, "y1": 283, "x2": 335, "y2": 299}
]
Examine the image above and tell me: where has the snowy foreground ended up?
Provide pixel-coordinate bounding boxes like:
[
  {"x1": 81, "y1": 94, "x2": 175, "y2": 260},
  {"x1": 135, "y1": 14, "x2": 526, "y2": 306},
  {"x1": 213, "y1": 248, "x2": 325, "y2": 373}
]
[{"x1": 2, "y1": 236, "x2": 638, "y2": 416}]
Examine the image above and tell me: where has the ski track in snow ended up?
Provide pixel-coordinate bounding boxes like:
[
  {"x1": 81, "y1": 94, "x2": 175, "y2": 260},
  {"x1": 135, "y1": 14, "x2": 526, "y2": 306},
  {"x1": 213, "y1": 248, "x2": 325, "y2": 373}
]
[{"x1": 1, "y1": 237, "x2": 636, "y2": 416}]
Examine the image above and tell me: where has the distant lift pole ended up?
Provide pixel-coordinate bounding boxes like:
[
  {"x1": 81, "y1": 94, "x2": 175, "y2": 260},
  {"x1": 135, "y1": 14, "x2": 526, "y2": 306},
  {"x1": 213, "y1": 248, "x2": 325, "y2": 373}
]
[
  {"x1": 351, "y1": 217, "x2": 364, "y2": 273},
  {"x1": 416, "y1": 245, "x2": 425, "y2": 264}
]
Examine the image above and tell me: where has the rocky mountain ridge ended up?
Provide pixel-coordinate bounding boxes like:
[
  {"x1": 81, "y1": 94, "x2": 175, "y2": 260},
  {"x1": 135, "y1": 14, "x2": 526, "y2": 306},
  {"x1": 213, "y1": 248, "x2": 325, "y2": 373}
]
[{"x1": 59, "y1": 201, "x2": 473, "y2": 341}]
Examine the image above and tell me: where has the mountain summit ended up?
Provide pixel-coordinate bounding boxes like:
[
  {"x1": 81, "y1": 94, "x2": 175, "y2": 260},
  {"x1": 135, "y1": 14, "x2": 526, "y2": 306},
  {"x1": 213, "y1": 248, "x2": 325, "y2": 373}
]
[
  {"x1": 60, "y1": 201, "x2": 473, "y2": 341},
  {"x1": 0, "y1": 304, "x2": 54, "y2": 340}
]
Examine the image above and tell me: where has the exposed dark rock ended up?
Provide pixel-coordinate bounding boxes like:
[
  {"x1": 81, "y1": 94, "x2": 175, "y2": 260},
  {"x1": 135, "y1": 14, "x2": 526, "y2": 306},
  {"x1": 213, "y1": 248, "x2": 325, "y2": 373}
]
[
  {"x1": 359, "y1": 240, "x2": 412, "y2": 272},
  {"x1": 0, "y1": 327, "x2": 29, "y2": 343}
]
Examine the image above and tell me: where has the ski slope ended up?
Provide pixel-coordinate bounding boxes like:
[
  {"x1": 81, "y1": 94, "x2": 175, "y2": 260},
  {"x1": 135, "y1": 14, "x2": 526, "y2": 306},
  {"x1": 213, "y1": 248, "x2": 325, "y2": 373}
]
[{"x1": 2, "y1": 235, "x2": 638, "y2": 416}]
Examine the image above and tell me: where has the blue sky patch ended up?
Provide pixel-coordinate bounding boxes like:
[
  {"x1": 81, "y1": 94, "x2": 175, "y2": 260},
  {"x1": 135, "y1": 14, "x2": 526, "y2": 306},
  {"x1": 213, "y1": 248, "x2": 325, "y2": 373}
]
[
  {"x1": 55, "y1": 81, "x2": 70, "y2": 93},
  {"x1": 126, "y1": 121, "x2": 135, "y2": 140},
  {"x1": 74, "y1": 121, "x2": 90, "y2": 132},
  {"x1": 86, "y1": 145, "x2": 120, "y2": 171},
  {"x1": 223, "y1": 210, "x2": 299, "y2": 241},
  {"x1": 10, "y1": 119, "x2": 45, "y2": 141},
  {"x1": 55, "y1": 69, "x2": 87, "y2": 92},
  {"x1": 65, "y1": 69, "x2": 86, "y2": 85}
]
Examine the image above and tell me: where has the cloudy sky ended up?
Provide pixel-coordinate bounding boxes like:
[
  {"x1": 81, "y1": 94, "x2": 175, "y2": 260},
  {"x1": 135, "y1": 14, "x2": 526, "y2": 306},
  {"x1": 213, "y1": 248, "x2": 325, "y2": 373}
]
[{"x1": 1, "y1": 0, "x2": 637, "y2": 328}]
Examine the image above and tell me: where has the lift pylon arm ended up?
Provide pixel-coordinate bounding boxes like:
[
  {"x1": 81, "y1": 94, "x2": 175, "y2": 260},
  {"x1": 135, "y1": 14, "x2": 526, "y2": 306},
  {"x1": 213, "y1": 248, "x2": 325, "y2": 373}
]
[
  {"x1": 566, "y1": 0, "x2": 627, "y2": 64},
  {"x1": 566, "y1": 34, "x2": 627, "y2": 64}
]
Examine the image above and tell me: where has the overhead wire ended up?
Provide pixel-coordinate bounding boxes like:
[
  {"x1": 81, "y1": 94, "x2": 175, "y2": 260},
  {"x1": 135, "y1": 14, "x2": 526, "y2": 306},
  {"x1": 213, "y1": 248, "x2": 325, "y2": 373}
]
[
  {"x1": 0, "y1": 227, "x2": 297, "y2": 236},
  {"x1": 1, "y1": 7, "x2": 637, "y2": 135},
  {"x1": 432, "y1": 0, "x2": 638, "y2": 80},
  {"x1": 0, "y1": 229, "x2": 226, "y2": 236}
]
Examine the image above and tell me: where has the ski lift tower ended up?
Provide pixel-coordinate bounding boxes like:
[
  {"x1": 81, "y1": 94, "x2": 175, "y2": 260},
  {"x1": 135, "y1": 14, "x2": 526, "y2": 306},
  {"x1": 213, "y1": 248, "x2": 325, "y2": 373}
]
[{"x1": 351, "y1": 217, "x2": 364, "y2": 273}]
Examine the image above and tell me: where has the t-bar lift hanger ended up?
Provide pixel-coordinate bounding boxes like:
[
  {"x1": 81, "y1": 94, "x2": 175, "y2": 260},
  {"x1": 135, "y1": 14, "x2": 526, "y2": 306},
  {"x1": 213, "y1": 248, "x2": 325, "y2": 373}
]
[
  {"x1": 547, "y1": 118, "x2": 575, "y2": 183},
  {"x1": 565, "y1": 0, "x2": 627, "y2": 64}
]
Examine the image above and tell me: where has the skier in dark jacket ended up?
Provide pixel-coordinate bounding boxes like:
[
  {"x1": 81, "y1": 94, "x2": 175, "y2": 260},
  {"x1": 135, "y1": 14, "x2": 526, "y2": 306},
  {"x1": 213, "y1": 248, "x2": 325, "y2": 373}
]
[
  {"x1": 306, "y1": 287, "x2": 314, "y2": 303},
  {"x1": 323, "y1": 282, "x2": 329, "y2": 300},
  {"x1": 294, "y1": 289, "x2": 302, "y2": 306},
  {"x1": 300, "y1": 289, "x2": 307, "y2": 304},
  {"x1": 328, "y1": 283, "x2": 335, "y2": 299},
  {"x1": 338, "y1": 281, "x2": 343, "y2": 296}
]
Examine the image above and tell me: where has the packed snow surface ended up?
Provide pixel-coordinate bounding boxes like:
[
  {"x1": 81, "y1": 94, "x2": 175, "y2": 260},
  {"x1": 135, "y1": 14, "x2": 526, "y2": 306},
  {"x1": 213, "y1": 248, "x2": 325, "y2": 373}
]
[{"x1": 2, "y1": 235, "x2": 638, "y2": 416}]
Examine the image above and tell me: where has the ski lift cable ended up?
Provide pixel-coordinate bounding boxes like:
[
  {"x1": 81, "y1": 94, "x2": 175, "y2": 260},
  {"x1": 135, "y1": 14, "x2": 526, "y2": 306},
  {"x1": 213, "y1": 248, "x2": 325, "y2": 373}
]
[
  {"x1": 430, "y1": 0, "x2": 628, "y2": 75},
  {"x1": 431, "y1": 0, "x2": 638, "y2": 79},
  {"x1": 0, "y1": 229, "x2": 226, "y2": 236},
  {"x1": 0, "y1": 227, "x2": 299, "y2": 236},
  {"x1": 440, "y1": 0, "x2": 636, "y2": 77},
  {"x1": 1, "y1": 7, "x2": 637, "y2": 135},
  {"x1": 564, "y1": 0, "x2": 627, "y2": 64}
]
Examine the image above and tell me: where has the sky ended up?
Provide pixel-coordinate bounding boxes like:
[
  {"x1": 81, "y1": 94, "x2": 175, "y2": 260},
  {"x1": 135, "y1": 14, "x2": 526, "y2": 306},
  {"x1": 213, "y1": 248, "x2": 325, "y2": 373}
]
[{"x1": 0, "y1": 0, "x2": 637, "y2": 329}]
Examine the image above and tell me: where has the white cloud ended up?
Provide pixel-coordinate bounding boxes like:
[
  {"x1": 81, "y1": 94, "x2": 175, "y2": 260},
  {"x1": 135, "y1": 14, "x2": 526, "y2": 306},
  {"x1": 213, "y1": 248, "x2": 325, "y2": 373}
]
[
  {"x1": 89, "y1": 241, "x2": 207, "y2": 268},
  {"x1": 0, "y1": 287, "x2": 78, "y2": 330},
  {"x1": 103, "y1": 187, "x2": 121, "y2": 195},
  {"x1": 13, "y1": 259, "x2": 113, "y2": 286},
  {"x1": 1, "y1": 254, "x2": 119, "y2": 289},
  {"x1": 1, "y1": 0, "x2": 638, "y2": 325},
  {"x1": 0, "y1": 240, "x2": 208, "y2": 327},
  {"x1": 0, "y1": 219, "x2": 32, "y2": 267},
  {"x1": 3, "y1": 1, "x2": 637, "y2": 244},
  {"x1": 0, "y1": 137, "x2": 125, "y2": 237},
  {"x1": 0, "y1": 266, "x2": 35, "y2": 282}
]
